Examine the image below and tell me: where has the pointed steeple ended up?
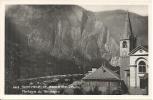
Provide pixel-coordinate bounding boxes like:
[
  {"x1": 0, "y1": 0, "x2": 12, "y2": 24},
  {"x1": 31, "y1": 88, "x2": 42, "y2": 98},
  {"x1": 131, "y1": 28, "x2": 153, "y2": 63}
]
[{"x1": 122, "y1": 11, "x2": 133, "y2": 39}]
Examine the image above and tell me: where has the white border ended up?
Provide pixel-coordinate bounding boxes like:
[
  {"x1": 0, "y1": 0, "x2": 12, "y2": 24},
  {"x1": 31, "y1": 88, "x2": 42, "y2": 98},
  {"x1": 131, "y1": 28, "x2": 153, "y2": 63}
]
[{"x1": 0, "y1": 0, "x2": 152, "y2": 99}]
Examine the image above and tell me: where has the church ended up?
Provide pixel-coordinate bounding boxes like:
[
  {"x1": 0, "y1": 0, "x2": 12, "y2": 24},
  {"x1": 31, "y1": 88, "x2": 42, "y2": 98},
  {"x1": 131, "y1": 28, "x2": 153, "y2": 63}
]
[{"x1": 119, "y1": 11, "x2": 148, "y2": 95}]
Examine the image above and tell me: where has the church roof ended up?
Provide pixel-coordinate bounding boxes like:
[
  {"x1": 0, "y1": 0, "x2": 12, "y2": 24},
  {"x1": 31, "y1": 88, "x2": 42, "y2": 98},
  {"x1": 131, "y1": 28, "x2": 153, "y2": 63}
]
[
  {"x1": 129, "y1": 45, "x2": 148, "y2": 55},
  {"x1": 82, "y1": 64, "x2": 120, "y2": 81},
  {"x1": 121, "y1": 11, "x2": 133, "y2": 39}
]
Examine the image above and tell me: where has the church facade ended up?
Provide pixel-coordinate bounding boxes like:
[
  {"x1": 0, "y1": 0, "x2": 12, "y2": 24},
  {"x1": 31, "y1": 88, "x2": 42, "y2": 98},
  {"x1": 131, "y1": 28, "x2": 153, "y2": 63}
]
[{"x1": 119, "y1": 12, "x2": 148, "y2": 94}]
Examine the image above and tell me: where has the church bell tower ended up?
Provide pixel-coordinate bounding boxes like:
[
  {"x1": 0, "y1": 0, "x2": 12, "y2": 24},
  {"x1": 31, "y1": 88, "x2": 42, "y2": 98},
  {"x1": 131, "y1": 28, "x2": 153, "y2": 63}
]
[
  {"x1": 120, "y1": 11, "x2": 137, "y2": 87},
  {"x1": 120, "y1": 11, "x2": 136, "y2": 57}
]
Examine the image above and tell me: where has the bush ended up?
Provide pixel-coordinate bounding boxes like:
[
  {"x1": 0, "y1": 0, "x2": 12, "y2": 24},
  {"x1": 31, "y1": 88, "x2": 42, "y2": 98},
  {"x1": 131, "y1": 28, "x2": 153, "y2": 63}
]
[
  {"x1": 86, "y1": 86, "x2": 101, "y2": 95},
  {"x1": 74, "y1": 88, "x2": 83, "y2": 95}
]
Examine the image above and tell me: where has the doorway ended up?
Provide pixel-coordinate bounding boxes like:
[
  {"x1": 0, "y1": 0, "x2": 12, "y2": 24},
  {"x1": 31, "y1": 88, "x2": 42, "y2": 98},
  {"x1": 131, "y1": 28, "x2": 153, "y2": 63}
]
[{"x1": 140, "y1": 78, "x2": 147, "y2": 89}]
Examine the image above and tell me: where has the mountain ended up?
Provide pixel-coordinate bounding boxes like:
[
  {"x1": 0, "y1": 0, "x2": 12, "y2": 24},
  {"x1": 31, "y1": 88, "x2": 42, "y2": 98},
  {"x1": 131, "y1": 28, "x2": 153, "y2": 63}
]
[{"x1": 5, "y1": 5, "x2": 148, "y2": 79}]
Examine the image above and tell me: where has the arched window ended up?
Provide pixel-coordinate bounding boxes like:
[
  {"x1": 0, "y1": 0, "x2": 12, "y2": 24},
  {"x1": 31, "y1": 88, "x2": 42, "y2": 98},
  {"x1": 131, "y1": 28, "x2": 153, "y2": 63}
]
[
  {"x1": 138, "y1": 61, "x2": 146, "y2": 73},
  {"x1": 122, "y1": 41, "x2": 127, "y2": 48}
]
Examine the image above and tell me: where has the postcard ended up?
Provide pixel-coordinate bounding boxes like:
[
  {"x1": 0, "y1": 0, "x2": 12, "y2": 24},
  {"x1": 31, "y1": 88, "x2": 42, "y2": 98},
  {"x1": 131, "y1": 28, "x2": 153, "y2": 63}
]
[{"x1": 0, "y1": 0, "x2": 152, "y2": 99}]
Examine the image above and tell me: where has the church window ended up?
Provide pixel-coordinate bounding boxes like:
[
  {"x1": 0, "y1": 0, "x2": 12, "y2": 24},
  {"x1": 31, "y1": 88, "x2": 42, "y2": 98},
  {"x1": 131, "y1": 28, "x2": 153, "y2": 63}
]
[
  {"x1": 138, "y1": 61, "x2": 146, "y2": 73},
  {"x1": 139, "y1": 49, "x2": 143, "y2": 53},
  {"x1": 122, "y1": 41, "x2": 127, "y2": 48},
  {"x1": 127, "y1": 71, "x2": 130, "y2": 76}
]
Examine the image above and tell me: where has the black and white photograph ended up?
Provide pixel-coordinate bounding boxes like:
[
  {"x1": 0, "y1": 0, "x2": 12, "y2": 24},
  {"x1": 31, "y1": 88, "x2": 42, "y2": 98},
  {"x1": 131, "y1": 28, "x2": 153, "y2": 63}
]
[{"x1": 5, "y1": 4, "x2": 149, "y2": 95}]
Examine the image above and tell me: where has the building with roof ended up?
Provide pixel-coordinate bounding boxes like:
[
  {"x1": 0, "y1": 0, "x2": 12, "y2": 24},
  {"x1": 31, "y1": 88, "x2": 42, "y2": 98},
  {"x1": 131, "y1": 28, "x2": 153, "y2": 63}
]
[
  {"x1": 82, "y1": 64, "x2": 121, "y2": 94},
  {"x1": 119, "y1": 11, "x2": 148, "y2": 94}
]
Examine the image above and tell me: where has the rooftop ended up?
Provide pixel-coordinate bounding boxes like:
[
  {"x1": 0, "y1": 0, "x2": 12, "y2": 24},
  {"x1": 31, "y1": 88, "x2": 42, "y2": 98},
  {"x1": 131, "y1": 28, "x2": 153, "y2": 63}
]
[{"x1": 82, "y1": 64, "x2": 120, "y2": 81}]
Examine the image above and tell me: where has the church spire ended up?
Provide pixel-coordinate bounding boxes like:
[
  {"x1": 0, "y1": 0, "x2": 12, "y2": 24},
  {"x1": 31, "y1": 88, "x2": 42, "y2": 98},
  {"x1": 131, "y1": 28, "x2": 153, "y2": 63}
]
[{"x1": 122, "y1": 11, "x2": 133, "y2": 39}]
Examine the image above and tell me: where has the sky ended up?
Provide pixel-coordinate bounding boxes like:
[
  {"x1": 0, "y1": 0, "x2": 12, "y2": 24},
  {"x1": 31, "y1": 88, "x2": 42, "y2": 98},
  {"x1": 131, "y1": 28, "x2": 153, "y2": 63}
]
[
  {"x1": 81, "y1": 5, "x2": 148, "y2": 16},
  {"x1": 5, "y1": 5, "x2": 148, "y2": 16}
]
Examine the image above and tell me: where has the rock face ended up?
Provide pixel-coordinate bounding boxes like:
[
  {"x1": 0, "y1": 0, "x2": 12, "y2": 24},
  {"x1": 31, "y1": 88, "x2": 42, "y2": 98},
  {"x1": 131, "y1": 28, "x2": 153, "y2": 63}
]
[{"x1": 5, "y1": 5, "x2": 148, "y2": 78}]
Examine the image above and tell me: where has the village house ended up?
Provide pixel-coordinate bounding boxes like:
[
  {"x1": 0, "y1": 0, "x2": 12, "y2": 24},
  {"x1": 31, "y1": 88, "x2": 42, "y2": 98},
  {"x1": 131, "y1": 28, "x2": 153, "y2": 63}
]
[{"x1": 82, "y1": 64, "x2": 121, "y2": 95}]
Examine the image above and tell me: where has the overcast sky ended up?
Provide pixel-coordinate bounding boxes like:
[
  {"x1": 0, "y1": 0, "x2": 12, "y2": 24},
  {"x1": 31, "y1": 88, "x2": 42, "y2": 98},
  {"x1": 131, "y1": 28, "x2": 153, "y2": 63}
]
[
  {"x1": 81, "y1": 5, "x2": 148, "y2": 16},
  {"x1": 5, "y1": 5, "x2": 148, "y2": 16}
]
